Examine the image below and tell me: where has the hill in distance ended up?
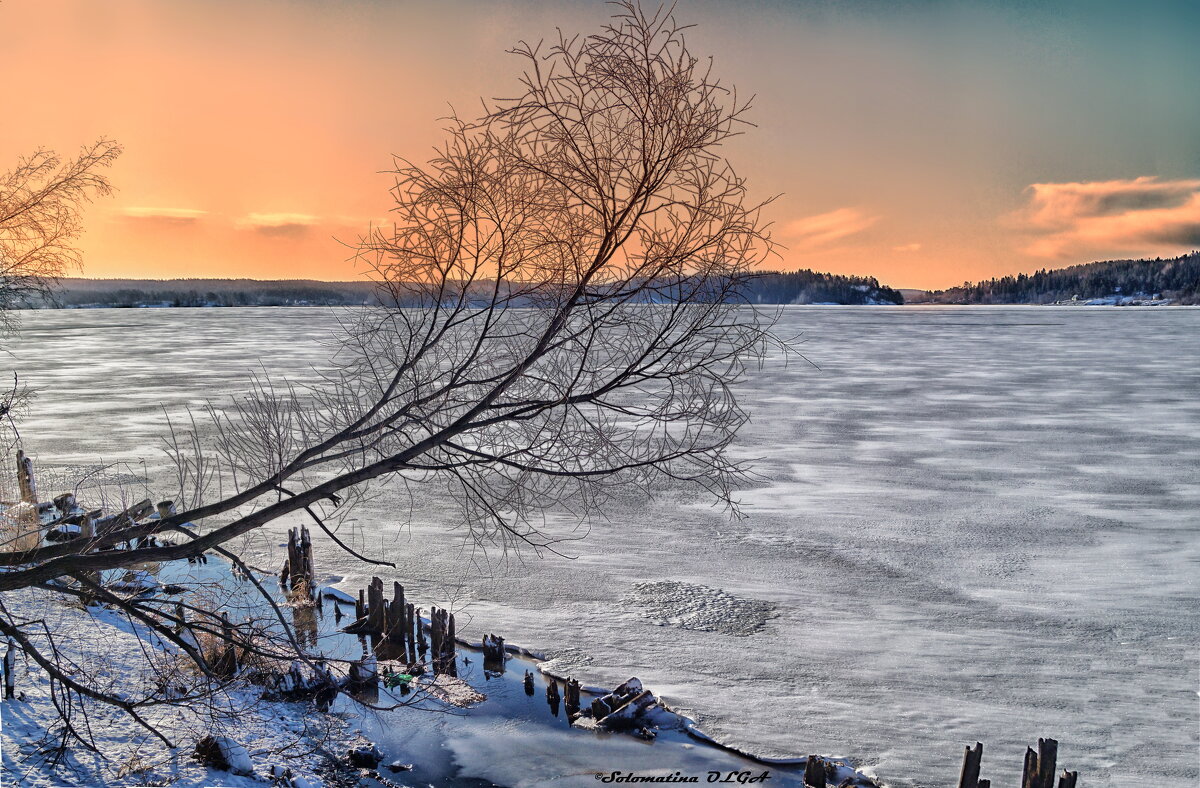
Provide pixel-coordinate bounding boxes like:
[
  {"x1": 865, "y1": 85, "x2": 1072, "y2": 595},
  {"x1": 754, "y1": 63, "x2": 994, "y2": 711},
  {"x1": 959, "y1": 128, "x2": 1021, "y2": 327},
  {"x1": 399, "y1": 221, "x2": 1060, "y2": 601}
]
[
  {"x1": 918, "y1": 252, "x2": 1200, "y2": 305},
  {"x1": 32, "y1": 271, "x2": 906, "y2": 308}
]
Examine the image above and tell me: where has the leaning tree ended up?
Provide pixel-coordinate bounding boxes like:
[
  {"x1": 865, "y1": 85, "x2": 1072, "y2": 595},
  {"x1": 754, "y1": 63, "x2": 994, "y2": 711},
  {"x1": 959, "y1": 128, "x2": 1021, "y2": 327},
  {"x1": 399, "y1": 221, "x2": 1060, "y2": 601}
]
[{"x1": 0, "y1": 2, "x2": 777, "y2": 760}]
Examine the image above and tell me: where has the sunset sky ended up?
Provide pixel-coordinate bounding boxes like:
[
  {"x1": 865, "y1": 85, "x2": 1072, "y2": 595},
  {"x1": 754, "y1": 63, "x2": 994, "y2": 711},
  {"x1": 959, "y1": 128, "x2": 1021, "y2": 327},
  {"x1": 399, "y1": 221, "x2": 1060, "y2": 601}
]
[{"x1": 2, "y1": 0, "x2": 1197, "y2": 289}]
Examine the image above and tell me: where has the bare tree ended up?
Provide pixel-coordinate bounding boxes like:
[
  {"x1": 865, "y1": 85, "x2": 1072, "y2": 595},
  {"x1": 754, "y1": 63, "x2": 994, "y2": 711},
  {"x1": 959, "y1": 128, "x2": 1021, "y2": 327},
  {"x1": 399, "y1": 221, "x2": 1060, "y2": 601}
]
[
  {"x1": 0, "y1": 140, "x2": 122, "y2": 322},
  {"x1": 0, "y1": 2, "x2": 777, "y2": 760}
]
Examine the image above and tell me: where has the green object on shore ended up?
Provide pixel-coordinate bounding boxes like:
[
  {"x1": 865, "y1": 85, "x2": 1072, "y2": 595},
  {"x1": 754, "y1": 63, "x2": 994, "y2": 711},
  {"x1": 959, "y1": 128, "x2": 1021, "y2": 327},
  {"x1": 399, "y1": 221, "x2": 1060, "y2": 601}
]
[{"x1": 384, "y1": 673, "x2": 414, "y2": 689}]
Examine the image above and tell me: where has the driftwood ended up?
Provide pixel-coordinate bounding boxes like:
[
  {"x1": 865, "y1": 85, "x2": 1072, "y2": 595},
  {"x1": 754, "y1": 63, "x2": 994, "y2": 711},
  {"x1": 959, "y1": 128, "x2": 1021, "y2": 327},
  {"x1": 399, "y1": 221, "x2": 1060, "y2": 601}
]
[
  {"x1": 94, "y1": 499, "x2": 154, "y2": 537},
  {"x1": 53, "y1": 493, "x2": 75, "y2": 514}
]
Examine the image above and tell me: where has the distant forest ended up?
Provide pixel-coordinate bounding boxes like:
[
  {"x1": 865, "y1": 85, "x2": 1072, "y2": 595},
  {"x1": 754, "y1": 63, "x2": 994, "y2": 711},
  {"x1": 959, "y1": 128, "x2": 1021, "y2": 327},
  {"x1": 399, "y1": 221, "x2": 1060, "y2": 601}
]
[
  {"x1": 744, "y1": 269, "x2": 904, "y2": 305},
  {"x1": 921, "y1": 252, "x2": 1200, "y2": 305},
  {"x1": 30, "y1": 270, "x2": 907, "y2": 308},
  {"x1": 35, "y1": 278, "x2": 376, "y2": 308}
]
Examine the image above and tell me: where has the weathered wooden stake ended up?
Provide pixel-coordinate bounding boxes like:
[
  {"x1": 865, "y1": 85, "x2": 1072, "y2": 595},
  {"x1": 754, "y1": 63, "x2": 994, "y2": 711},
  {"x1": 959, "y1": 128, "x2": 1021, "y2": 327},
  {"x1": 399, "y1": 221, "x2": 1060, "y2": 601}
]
[
  {"x1": 16, "y1": 450, "x2": 36, "y2": 503},
  {"x1": 957, "y1": 741, "x2": 984, "y2": 788},
  {"x1": 546, "y1": 676, "x2": 560, "y2": 716},
  {"x1": 483, "y1": 633, "x2": 506, "y2": 673},
  {"x1": 404, "y1": 602, "x2": 416, "y2": 664},
  {"x1": 387, "y1": 582, "x2": 406, "y2": 648},
  {"x1": 1056, "y1": 770, "x2": 1078, "y2": 788},
  {"x1": 565, "y1": 677, "x2": 581, "y2": 717},
  {"x1": 1037, "y1": 738, "x2": 1058, "y2": 788},
  {"x1": 4, "y1": 639, "x2": 15, "y2": 699},
  {"x1": 368, "y1": 577, "x2": 386, "y2": 633},
  {"x1": 429, "y1": 606, "x2": 442, "y2": 667},
  {"x1": 1020, "y1": 738, "x2": 1059, "y2": 788},
  {"x1": 803, "y1": 756, "x2": 826, "y2": 788}
]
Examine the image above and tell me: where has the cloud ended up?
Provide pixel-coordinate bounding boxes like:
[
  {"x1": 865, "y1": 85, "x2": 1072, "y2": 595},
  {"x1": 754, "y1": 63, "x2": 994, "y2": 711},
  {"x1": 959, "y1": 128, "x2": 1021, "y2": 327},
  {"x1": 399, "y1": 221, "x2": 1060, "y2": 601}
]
[
  {"x1": 781, "y1": 207, "x2": 878, "y2": 250},
  {"x1": 237, "y1": 212, "x2": 320, "y2": 238},
  {"x1": 893, "y1": 242, "x2": 922, "y2": 253},
  {"x1": 1014, "y1": 176, "x2": 1200, "y2": 258},
  {"x1": 119, "y1": 206, "x2": 206, "y2": 225}
]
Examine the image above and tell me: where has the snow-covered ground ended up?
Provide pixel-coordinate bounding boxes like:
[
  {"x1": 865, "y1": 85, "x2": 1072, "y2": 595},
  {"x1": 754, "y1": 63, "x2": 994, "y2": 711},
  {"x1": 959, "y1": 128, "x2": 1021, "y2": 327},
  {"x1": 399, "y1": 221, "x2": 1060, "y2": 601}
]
[
  {"x1": 0, "y1": 582, "x2": 351, "y2": 787},
  {"x1": 5, "y1": 306, "x2": 1199, "y2": 787}
]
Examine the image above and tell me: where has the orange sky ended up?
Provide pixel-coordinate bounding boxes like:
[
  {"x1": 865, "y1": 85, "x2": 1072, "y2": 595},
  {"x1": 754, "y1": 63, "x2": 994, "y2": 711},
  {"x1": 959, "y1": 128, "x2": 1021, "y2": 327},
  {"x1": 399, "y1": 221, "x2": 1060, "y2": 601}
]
[{"x1": 2, "y1": 0, "x2": 1197, "y2": 289}]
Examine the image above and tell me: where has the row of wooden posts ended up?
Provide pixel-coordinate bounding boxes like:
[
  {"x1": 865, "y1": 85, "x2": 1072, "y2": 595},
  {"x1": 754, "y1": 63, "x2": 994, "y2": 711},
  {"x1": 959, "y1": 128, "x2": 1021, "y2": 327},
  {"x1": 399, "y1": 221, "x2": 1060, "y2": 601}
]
[
  {"x1": 790, "y1": 738, "x2": 1079, "y2": 788},
  {"x1": 957, "y1": 739, "x2": 1078, "y2": 788}
]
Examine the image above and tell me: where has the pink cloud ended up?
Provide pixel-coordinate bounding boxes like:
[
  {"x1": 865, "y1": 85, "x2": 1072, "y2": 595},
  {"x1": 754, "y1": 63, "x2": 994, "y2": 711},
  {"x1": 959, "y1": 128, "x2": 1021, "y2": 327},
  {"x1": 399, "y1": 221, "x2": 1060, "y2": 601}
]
[
  {"x1": 1014, "y1": 176, "x2": 1200, "y2": 259},
  {"x1": 781, "y1": 207, "x2": 878, "y2": 250},
  {"x1": 119, "y1": 206, "x2": 207, "y2": 225},
  {"x1": 236, "y1": 212, "x2": 320, "y2": 238}
]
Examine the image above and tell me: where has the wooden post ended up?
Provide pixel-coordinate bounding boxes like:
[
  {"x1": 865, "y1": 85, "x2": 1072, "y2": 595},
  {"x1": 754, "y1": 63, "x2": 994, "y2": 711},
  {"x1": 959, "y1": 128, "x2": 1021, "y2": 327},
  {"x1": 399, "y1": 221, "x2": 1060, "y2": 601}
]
[
  {"x1": 429, "y1": 607, "x2": 442, "y2": 671},
  {"x1": 445, "y1": 611, "x2": 457, "y2": 676},
  {"x1": 803, "y1": 756, "x2": 826, "y2": 788},
  {"x1": 416, "y1": 606, "x2": 428, "y2": 655},
  {"x1": 957, "y1": 742, "x2": 983, "y2": 788},
  {"x1": 286, "y1": 528, "x2": 298, "y2": 588},
  {"x1": 1037, "y1": 738, "x2": 1058, "y2": 788},
  {"x1": 483, "y1": 633, "x2": 506, "y2": 672},
  {"x1": 1022, "y1": 747, "x2": 1039, "y2": 788},
  {"x1": 367, "y1": 577, "x2": 385, "y2": 634},
  {"x1": 565, "y1": 678, "x2": 581, "y2": 717},
  {"x1": 16, "y1": 450, "x2": 36, "y2": 504},
  {"x1": 404, "y1": 602, "x2": 416, "y2": 664},
  {"x1": 546, "y1": 676, "x2": 560, "y2": 715},
  {"x1": 524, "y1": 670, "x2": 535, "y2": 695},
  {"x1": 4, "y1": 639, "x2": 15, "y2": 699},
  {"x1": 299, "y1": 524, "x2": 314, "y2": 597},
  {"x1": 387, "y1": 582, "x2": 406, "y2": 646},
  {"x1": 216, "y1": 613, "x2": 238, "y2": 676},
  {"x1": 1056, "y1": 770, "x2": 1078, "y2": 788}
]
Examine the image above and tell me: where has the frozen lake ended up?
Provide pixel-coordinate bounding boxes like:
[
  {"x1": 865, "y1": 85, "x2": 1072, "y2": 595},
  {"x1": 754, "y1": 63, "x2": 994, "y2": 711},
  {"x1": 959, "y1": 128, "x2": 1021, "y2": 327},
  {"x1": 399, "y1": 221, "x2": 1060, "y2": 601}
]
[{"x1": 8, "y1": 306, "x2": 1199, "y2": 787}]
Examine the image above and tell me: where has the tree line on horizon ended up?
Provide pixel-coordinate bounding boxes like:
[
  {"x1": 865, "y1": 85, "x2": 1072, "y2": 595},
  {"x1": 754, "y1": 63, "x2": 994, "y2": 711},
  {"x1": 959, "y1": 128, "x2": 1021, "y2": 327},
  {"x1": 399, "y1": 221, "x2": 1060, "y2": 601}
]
[
  {"x1": 922, "y1": 252, "x2": 1200, "y2": 305},
  {"x1": 25, "y1": 270, "x2": 907, "y2": 308},
  {"x1": 23, "y1": 253, "x2": 1200, "y2": 309}
]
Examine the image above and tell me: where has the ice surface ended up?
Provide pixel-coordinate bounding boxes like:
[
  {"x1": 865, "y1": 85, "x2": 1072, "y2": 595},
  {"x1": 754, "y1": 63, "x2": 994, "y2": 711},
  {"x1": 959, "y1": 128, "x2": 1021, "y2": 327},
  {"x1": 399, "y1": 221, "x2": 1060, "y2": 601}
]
[
  {"x1": 7, "y1": 305, "x2": 1199, "y2": 787},
  {"x1": 623, "y1": 581, "x2": 777, "y2": 636}
]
